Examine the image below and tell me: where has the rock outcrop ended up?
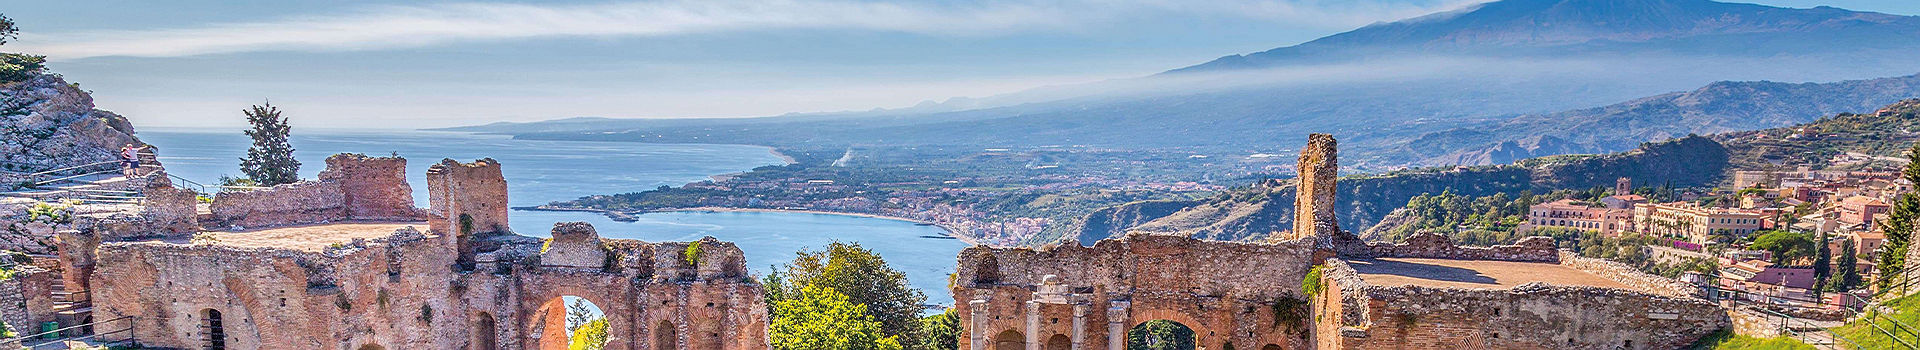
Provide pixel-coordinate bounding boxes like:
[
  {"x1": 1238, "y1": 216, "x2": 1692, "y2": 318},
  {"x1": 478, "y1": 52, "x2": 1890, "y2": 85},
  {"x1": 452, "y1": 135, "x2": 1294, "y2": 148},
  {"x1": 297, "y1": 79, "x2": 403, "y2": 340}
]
[{"x1": 0, "y1": 73, "x2": 142, "y2": 173}]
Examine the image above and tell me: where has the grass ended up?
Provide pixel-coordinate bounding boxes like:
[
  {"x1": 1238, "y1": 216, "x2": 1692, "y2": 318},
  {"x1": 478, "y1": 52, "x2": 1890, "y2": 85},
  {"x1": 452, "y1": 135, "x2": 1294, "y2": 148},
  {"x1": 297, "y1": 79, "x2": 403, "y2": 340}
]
[
  {"x1": 1832, "y1": 293, "x2": 1920, "y2": 349},
  {"x1": 1690, "y1": 329, "x2": 1816, "y2": 350}
]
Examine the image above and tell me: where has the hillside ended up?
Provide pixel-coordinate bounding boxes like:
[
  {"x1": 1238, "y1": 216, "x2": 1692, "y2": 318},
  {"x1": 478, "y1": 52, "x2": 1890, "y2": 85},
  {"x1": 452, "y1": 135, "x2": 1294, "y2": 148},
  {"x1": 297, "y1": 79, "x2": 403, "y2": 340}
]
[
  {"x1": 443, "y1": 0, "x2": 1920, "y2": 172},
  {"x1": 1400, "y1": 73, "x2": 1920, "y2": 165},
  {"x1": 1069, "y1": 135, "x2": 1729, "y2": 242},
  {"x1": 1714, "y1": 98, "x2": 1920, "y2": 170}
]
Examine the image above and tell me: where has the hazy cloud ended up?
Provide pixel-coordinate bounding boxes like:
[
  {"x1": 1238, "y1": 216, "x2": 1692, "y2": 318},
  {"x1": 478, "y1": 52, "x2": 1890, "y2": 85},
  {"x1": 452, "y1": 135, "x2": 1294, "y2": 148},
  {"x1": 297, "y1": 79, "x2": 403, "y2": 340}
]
[{"x1": 16, "y1": 0, "x2": 1481, "y2": 60}]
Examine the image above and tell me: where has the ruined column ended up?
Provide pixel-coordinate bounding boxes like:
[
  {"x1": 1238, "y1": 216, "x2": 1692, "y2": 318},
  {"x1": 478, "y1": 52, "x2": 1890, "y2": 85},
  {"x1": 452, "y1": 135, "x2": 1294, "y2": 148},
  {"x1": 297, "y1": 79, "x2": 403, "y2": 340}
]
[
  {"x1": 1287, "y1": 133, "x2": 1339, "y2": 241},
  {"x1": 1106, "y1": 302, "x2": 1129, "y2": 350},
  {"x1": 426, "y1": 158, "x2": 509, "y2": 269},
  {"x1": 1071, "y1": 304, "x2": 1088, "y2": 350},
  {"x1": 1026, "y1": 300, "x2": 1041, "y2": 350},
  {"x1": 970, "y1": 299, "x2": 990, "y2": 350}
]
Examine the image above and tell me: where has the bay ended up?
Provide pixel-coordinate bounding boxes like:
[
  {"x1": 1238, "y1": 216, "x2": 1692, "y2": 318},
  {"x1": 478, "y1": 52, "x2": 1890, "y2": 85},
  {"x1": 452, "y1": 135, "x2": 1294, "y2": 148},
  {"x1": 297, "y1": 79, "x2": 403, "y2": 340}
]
[{"x1": 139, "y1": 128, "x2": 966, "y2": 306}]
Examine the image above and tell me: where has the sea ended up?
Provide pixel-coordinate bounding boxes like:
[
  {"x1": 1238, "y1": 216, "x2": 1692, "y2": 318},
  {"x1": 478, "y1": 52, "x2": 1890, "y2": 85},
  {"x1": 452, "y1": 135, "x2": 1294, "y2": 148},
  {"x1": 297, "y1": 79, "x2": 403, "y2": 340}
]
[{"x1": 139, "y1": 128, "x2": 967, "y2": 306}]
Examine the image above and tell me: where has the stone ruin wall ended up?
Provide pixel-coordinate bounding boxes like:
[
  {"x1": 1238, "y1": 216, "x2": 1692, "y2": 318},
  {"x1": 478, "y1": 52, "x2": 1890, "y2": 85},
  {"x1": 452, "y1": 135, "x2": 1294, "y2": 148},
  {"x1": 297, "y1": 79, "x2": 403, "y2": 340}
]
[
  {"x1": 319, "y1": 154, "x2": 420, "y2": 221},
  {"x1": 0, "y1": 265, "x2": 55, "y2": 335},
  {"x1": 1357, "y1": 233, "x2": 1559, "y2": 263},
  {"x1": 1558, "y1": 251, "x2": 1701, "y2": 298},
  {"x1": 427, "y1": 158, "x2": 509, "y2": 237},
  {"x1": 92, "y1": 221, "x2": 770, "y2": 350},
  {"x1": 87, "y1": 155, "x2": 768, "y2": 350},
  {"x1": 952, "y1": 234, "x2": 1318, "y2": 350},
  {"x1": 208, "y1": 154, "x2": 424, "y2": 229},
  {"x1": 1289, "y1": 133, "x2": 1338, "y2": 242},
  {"x1": 1312, "y1": 259, "x2": 1728, "y2": 350}
]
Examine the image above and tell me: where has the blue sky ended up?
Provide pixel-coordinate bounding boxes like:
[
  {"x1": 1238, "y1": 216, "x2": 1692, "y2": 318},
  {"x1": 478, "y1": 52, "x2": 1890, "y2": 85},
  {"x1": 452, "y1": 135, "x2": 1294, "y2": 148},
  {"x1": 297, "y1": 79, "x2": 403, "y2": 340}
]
[{"x1": 8, "y1": 0, "x2": 1920, "y2": 129}]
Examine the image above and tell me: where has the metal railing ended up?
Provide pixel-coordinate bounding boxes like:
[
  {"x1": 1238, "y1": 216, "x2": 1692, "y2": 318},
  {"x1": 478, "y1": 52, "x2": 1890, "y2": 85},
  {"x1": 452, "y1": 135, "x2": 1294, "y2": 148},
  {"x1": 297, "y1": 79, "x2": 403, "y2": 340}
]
[{"x1": 5, "y1": 315, "x2": 134, "y2": 350}]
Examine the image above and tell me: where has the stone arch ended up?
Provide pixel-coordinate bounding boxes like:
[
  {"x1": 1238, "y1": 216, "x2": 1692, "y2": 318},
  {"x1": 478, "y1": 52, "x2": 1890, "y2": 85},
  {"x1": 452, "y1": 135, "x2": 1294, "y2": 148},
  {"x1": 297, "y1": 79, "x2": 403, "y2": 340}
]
[
  {"x1": 1127, "y1": 319, "x2": 1196, "y2": 350},
  {"x1": 1045, "y1": 334, "x2": 1072, "y2": 350},
  {"x1": 533, "y1": 296, "x2": 608, "y2": 350},
  {"x1": 1260, "y1": 344, "x2": 1281, "y2": 350},
  {"x1": 474, "y1": 312, "x2": 498, "y2": 350},
  {"x1": 654, "y1": 319, "x2": 679, "y2": 350},
  {"x1": 974, "y1": 256, "x2": 1001, "y2": 285},
  {"x1": 203, "y1": 308, "x2": 227, "y2": 350},
  {"x1": 993, "y1": 330, "x2": 1024, "y2": 350}
]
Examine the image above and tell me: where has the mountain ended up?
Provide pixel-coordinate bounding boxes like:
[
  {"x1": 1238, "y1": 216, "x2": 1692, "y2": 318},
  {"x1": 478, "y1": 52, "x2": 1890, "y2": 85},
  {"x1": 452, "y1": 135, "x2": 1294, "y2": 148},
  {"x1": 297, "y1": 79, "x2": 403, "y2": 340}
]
[
  {"x1": 1174, "y1": 0, "x2": 1920, "y2": 73},
  {"x1": 1070, "y1": 135, "x2": 1730, "y2": 243},
  {"x1": 445, "y1": 0, "x2": 1920, "y2": 171},
  {"x1": 1400, "y1": 73, "x2": 1920, "y2": 165},
  {"x1": 1714, "y1": 98, "x2": 1920, "y2": 170}
]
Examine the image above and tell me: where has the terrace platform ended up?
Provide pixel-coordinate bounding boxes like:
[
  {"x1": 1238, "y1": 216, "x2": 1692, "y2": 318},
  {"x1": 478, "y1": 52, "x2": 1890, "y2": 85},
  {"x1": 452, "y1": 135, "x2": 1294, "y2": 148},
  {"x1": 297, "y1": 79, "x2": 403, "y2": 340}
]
[
  {"x1": 161, "y1": 222, "x2": 428, "y2": 251},
  {"x1": 1347, "y1": 257, "x2": 1629, "y2": 289}
]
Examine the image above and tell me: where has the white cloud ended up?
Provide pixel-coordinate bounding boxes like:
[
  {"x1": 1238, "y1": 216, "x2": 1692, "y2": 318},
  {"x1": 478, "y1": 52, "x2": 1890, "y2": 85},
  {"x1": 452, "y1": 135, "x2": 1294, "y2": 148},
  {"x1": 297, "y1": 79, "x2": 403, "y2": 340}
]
[{"x1": 14, "y1": 0, "x2": 1481, "y2": 60}]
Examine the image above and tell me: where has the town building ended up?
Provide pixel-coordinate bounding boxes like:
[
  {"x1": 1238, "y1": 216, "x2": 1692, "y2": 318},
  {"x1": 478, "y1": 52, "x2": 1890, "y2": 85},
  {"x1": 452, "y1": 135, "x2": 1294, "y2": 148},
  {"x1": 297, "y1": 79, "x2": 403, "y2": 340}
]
[{"x1": 1635, "y1": 203, "x2": 1764, "y2": 245}]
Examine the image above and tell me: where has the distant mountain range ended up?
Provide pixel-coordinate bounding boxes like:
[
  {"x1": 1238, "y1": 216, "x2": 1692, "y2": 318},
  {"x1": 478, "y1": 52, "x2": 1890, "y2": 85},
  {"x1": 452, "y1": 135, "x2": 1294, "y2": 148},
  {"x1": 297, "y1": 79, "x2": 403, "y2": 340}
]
[
  {"x1": 440, "y1": 0, "x2": 1920, "y2": 170},
  {"x1": 1396, "y1": 73, "x2": 1920, "y2": 165}
]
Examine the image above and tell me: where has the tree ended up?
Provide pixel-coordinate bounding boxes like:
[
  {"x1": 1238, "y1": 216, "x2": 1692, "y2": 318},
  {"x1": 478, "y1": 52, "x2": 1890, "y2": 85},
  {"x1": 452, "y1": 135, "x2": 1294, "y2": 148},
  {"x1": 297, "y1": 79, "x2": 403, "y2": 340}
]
[
  {"x1": 769, "y1": 284, "x2": 902, "y2": 350},
  {"x1": 1751, "y1": 231, "x2": 1815, "y2": 265},
  {"x1": 1879, "y1": 143, "x2": 1920, "y2": 289},
  {"x1": 1813, "y1": 231, "x2": 1831, "y2": 300},
  {"x1": 768, "y1": 242, "x2": 925, "y2": 343},
  {"x1": 564, "y1": 298, "x2": 595, "y2": 333},
  {"x1": 1836, "y1": 238, "x2": 1860, "y2": 292},
  {"x1": 0, "y1": 14, "x2": 16, "y2": 46},
  {"x1": 1127, "y1": 320, "x2": 1195, "y2": 350},
  {"x1": 915, "y1": 308, "x2": 961, "y2": 350},
  {"x1": 567, "y1": 318, "x2": 608, "y2": 350},
  {"x1": 240, "y1": 102, "x2": 300, "y2": 186}
]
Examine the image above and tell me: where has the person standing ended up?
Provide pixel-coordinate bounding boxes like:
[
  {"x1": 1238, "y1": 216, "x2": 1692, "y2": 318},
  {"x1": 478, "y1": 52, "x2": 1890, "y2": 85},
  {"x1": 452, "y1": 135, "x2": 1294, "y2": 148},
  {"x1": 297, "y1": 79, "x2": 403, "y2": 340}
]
[{"x1": 120, "y1": 143, "x2": 149, "y2": 177}]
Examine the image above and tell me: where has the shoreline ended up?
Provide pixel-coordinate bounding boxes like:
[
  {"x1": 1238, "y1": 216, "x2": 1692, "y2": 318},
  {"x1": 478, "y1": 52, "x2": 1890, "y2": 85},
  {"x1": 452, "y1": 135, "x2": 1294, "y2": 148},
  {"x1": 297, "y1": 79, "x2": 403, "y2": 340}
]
[{"x1": 516, "y1": 205, "x2": 978, "y2": 245}]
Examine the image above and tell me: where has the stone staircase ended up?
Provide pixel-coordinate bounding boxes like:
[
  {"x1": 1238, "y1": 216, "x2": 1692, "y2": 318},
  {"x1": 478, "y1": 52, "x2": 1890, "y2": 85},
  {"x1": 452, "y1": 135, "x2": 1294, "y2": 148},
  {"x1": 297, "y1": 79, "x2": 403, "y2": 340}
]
[
  {"x1": 1, "y1": 173, "x2": 144, "y2": 205},
  {"x1": 49, "y1": 280, "x2": 91, "y2": 337}
]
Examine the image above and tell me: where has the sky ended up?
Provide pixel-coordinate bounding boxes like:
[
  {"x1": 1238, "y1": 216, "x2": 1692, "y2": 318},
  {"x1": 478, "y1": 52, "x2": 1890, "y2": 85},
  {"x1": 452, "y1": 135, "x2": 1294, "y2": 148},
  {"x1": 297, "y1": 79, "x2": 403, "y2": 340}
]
[{"x1": 8, "y1": 0, "x2": 1920, "y2": 129}]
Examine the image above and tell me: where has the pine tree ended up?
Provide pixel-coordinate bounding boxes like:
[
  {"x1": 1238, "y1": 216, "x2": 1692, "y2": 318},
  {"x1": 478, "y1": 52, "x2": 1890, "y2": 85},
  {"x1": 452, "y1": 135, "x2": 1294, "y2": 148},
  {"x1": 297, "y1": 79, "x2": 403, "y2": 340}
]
[
  {"x1": 1836, "y1": 238, "x2": 1859, "y2": 292},
  {"x1": 239, "y1": 102, "x2": 300, "y2": 186},
  {"x1": 1813, "y1": 231, "x2": 1830, "y2": 300},
  {"x1": 1878, "y1": 143, "x2": 1920, "y2": 290}
]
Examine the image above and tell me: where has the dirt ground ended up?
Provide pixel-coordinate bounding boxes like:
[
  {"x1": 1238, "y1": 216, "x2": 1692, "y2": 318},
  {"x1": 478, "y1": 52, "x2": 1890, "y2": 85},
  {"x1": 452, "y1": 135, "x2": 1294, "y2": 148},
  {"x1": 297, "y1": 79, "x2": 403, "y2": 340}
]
[
  {"x1": 182, "y1": 222, "x2": 427, "y2": 251},
  {"x1": 1348, "y1": 257, "x2": 1629, "y2": 289}
]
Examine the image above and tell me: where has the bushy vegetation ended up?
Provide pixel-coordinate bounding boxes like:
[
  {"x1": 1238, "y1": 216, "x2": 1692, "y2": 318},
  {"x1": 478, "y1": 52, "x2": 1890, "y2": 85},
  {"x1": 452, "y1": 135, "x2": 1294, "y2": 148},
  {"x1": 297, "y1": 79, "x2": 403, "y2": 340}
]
[
  {"x1": 0, "y1": 53, "x2": 44, "y2": 84},
  {"x1": 1126, "y1": 320, "x2": 1195, "y2": 350},
  {"x1": 769, "y1": 284, "x2": 902, "y2": 350},
  {"x1": 563, "y1": 298, "x2": 608, "y2": 350},
  {"x1": 764, "y1": 242, "x2": 927, "y2": 349},
  {"x1": 914, "y1": 308, "x2": 961, "y2": 350}
]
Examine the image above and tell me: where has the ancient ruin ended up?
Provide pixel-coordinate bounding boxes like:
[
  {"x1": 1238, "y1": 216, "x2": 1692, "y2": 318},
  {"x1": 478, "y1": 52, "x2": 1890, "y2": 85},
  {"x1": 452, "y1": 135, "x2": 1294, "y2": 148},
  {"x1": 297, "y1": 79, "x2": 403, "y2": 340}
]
[
  {"x1": 45, "y1": 154, "x2": 766, "y2": 349},
  {"x1": 951, "y1": 134, "x2": 1730, "y2": 350}
]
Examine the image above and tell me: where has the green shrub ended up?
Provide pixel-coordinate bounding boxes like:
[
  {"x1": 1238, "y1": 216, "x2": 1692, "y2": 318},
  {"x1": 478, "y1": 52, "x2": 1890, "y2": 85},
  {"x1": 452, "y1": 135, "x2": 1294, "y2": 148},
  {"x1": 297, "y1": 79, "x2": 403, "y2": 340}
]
[
  {"x1": 682, "y1": 241, "x2": 703, "y2": 267},
  {"x1": 0, "y1": 53, "x2": 44, "y2": 83}
]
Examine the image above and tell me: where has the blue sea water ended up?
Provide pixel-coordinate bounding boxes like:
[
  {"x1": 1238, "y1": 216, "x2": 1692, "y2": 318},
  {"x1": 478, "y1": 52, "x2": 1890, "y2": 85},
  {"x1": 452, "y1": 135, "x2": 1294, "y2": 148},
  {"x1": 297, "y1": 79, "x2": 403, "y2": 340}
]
[{"x1": 139, "y1": 128, "x2": 966, "y2": 305}]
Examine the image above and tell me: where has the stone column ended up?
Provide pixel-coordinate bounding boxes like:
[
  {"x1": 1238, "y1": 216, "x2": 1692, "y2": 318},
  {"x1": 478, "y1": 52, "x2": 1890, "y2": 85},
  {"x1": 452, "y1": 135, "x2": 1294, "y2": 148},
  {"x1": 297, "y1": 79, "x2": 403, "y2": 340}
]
[
  {"x1": 1071, "y1": 304, "x2": 1088, "y2": 350},
  {"x1": 970, "y1": 299, "x2": 989, "y2": 350},
  {"x1": 1106, "y1": 302, "x2": 1129, "y2": 350},
  {"x1": 1026, "y1": 300, "x2": 1041, "y2": 350}
]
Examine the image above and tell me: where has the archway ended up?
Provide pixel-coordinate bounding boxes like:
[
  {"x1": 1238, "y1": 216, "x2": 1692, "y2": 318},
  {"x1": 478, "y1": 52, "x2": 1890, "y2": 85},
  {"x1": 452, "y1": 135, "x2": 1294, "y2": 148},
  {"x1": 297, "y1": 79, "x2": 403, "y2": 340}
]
[
  {"x1": 535, "y1": 296, "x2": 609, "y2": 350},
  {"x1": 474, "y1": 312, "x2": 497, "y2": 350},
  {"x1": 654, "y1": 320, "x2": 677, "y2": 350},
  {"x1": 1260, "y1": 344, "x2": 1282, "y2": 350},
  {"x1": 203, "y1": 309, "x2": 226, "y2": 350},
  {"x1": 1127, "y1": 320, "x2": 1196, "y2": 350},
  {"x1": 993, "y1": 330, "x2": 1024, "y2": 350},
  {"x1": 1045, "y1": 334, "x2": 1071, "y2": 350}
]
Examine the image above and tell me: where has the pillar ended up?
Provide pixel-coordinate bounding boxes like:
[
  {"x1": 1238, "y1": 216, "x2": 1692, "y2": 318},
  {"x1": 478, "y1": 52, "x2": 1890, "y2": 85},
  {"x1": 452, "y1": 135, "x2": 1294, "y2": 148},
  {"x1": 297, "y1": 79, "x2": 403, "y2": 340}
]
[
  {"x1": 1071, "y1": 304, "x2": 1088, "y2": 350},
  {"x1": 970, "y1": 299, "x2": 989, "y2": 350},
  {"x1": 1026, "y1": 301, "x2": 1041, "y2": 350},
  {"x1": 1106, "y1": 301, "x2": 1129, "y2": 350}
]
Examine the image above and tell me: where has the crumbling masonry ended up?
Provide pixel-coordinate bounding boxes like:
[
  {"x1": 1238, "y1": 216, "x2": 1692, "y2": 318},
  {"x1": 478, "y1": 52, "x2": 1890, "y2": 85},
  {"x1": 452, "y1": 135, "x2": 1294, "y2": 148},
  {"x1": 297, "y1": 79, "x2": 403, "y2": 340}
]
[
  {"x1": 77, "y1": 154, "x2": 767, "y2": 349},
  {"x1": 952, "y1": 134, "x2": 1729, "y2": 350}
]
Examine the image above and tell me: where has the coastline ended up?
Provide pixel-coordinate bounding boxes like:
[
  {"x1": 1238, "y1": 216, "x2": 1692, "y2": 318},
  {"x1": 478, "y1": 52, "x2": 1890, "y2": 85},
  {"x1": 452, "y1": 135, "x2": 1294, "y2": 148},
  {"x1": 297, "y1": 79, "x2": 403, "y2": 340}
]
[{"x1": 517, "y1": 205, "x2": 978, "y2": 245}]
